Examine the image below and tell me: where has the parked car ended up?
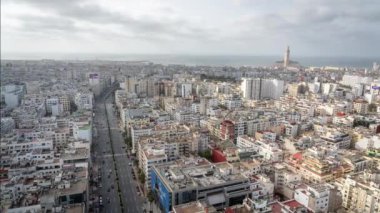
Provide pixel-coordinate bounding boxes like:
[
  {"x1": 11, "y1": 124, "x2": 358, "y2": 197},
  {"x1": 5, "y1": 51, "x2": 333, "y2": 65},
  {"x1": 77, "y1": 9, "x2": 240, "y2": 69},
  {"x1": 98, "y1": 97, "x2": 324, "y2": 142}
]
[{"x1": 99, "y1": 196, "x2": 103, "y2": 206}]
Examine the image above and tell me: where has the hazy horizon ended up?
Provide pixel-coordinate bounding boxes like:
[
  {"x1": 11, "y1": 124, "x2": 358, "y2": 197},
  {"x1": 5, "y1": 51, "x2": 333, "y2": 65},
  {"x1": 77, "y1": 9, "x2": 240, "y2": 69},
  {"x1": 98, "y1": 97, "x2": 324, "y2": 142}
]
[{"x1": 2, "y1": 52, "x2": 378, "y2": 68}]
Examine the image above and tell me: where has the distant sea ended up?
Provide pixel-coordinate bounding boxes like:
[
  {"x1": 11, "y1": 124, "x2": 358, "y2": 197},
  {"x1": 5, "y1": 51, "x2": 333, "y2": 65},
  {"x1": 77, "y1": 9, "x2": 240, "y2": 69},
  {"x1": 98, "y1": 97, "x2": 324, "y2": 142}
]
[{"x1": 2, "y1": 53, "x2": 379, "y2": 68}]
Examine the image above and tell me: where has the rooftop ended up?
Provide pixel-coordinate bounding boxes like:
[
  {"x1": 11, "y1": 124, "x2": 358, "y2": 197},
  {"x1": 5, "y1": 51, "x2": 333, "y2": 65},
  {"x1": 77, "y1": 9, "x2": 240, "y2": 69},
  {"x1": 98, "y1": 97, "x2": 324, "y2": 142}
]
[
  {"x1": 154, "y1": 161, "x2": 248, "y2": 191},
  {"x1": 173, "y1": 200, "x2": 215, "y2": 213},
  {"x1": 57, "y1": 179, "x2": 87, "y2": 196}
]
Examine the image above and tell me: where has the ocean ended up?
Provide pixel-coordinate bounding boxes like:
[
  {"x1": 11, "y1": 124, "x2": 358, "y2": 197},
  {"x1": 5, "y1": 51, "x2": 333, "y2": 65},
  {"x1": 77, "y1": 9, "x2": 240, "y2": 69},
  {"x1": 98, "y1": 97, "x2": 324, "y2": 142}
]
[{"x1": 3, "y1": 53, "x2": 379, "y2": 68}]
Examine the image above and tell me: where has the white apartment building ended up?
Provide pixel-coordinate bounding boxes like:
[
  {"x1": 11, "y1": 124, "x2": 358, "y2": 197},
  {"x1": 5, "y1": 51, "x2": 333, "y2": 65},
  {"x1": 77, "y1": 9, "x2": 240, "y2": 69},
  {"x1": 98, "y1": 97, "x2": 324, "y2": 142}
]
[
  {"x1": 255, "y1": 131, "x2": 277, "y2": 142},
  {"x1": 355, "y1": 135, "x2": 380, "y2": 150},
  {"x1": 131, "y1": 125, "x2": 153, "y2": 153},
  {"x1": 261, "y1": 79, "x2": 284, "y2": 100},
  {"x1": 221, "y1": 94, "x2": 242, "y2": 110},
  {"x1": 181, "y1": 83, "x2": 192, "y2": 98},
  {"x1": 191, "y1": 103, "x2": 200, "y2": 113},
  {"x1": 236, "y1": 136, "x2": 283, "y2": 162},
  {"x1": 320, "y1": 131, "x2": 351, "y2": 149},
  {"x1": 1, "y1": 84, "x2": 24, "y2": 108},
  {"x1": 35, "y1": 158, "x2": 63, "y2": 177},
  {"x1": 45, "y1": 97, "x2": 64, "y2": 116},
  {"x1": 256, "y1": 140, "x2": 284, "y2": 162},
  {"x1": 5, "y1": 139, "x2": 54, "y2": 155},
  {"x1": 341, "y1": 171, "x2": 380, "y2": 213},
  {"x1": 138, "y1": 136, "x2": 193, "y2": 190},
  {"x1": 140, "y1": 146, "x2": 167, "y2": 190},
  {"x1": 274, "y1": 164, "x2": 302, "y2": 195},
  {"x1": 241, "y1": 78, "x2": 261, "y2": 100},
  {"x1": 285, "y1": 123, "x2": 299, "y2": 138},
  {"x1": 341, "y1": 74, "x2": 373, "y2": 87},
  {"x1": 74, "y1": 92, "x2": 94, "y2": 110},
  {"x1": 174, "y1": 110, "x2": 197, "y2": 124},
  {"x1": 246, "y1": 117, "x2": 278, "y2": 136},
  {"x1": 294, "y1": 184, "x2": 330, "y2": 213},
  {"x1": 237, "y1": 135, "x2": 256, "y2": 148}
]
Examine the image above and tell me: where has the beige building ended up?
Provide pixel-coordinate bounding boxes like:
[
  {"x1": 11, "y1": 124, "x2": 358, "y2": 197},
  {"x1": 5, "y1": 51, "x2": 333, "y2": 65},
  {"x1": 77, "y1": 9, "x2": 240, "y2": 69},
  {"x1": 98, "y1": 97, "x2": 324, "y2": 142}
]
[
  {"x1": 341, "y1": 170, "x2": 380, "y2": 213},
  {"x1": 354, "y1": 99, "x2": 369, "y2": 114},
  {"x1": 58, "y1": 95, "x2": 71, "y2": 113}
]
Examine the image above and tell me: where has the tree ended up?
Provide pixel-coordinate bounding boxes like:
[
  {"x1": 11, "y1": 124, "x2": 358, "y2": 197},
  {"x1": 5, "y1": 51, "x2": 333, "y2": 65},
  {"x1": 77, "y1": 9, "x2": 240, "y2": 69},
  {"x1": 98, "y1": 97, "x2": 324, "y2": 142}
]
[
  {"x1": 139, "y1": 172, "x2": 146, "y2": 184},
  {"x1": 147, "y1": 191, "x2": 154, "y2": 213},
  {"x1": 70, "y1": 102, "x2": 78, "y2": 114},
  {"x1": 198, "y1": 150, "x2": 212, "y2": 161},
  {"x1": 147, "y1": 191, "x2": 154, "y2": 202},
  {"x1": 218, "y1": 104, "x2": 228, "y2": 110},
  {"x1": 369, "y1": 103, "x2": 377, "y2": 113}
]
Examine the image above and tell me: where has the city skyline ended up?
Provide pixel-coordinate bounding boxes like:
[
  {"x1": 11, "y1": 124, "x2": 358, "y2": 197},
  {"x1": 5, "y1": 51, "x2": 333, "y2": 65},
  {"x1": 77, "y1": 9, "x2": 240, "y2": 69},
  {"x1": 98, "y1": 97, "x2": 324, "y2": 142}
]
[
  {"x1": 2, "y1": 0, "x2": 380, "y2": 58},
  {"x1": 1, "y1": 1, "x2": 380, "y2": 213}
]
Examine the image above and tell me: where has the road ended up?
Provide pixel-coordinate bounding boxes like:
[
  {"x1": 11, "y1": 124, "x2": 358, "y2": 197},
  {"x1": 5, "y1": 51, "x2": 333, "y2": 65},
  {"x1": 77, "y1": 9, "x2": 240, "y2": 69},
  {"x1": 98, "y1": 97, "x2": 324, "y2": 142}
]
[
  {"x1": 91, "y1": 85, "x2": 146, "y2": 213},
  {"x1": 92, "y1": 96, "x2": 121, "y2": 213},
  {"x1": 105, "y1": 96, "x2": 145, "y2": 213}
]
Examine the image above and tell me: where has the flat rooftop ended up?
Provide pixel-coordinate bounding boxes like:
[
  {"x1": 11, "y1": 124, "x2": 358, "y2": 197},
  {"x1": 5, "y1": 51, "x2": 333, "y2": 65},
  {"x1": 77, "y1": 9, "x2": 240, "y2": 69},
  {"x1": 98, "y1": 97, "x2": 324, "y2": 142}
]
[
  {"x1": 155, "y1": 161, "x2": 248, "y2": 191},
  {"x1": 57, "y1": 179, "x2": 87, "y2": 196},
  {"x1": 62, "y1": 148, "x2": 89, "y2": 160},
  {"x1": 65, "y1": 204, "x2": 86, "y2": 213},
  {"x1": 173, "y1": 201, "x2": 216, "y2": 213}
]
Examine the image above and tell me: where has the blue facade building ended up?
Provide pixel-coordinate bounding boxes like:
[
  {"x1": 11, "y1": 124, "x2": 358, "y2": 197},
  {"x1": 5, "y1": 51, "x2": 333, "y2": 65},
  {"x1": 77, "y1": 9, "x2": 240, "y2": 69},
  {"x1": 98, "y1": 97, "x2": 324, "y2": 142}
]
[
  {"x1": 151, "y1": 170, "x2": 172, "y2": 213},
  {"x1": 150, "y1": 162, "x2": 253, "y2": 213}
]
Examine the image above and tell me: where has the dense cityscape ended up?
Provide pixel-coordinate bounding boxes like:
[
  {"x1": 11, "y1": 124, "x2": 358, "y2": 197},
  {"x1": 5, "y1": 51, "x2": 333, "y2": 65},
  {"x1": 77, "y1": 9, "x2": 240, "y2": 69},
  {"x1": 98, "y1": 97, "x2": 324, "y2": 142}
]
[
  {"x1": 2, "y1": 0, "x2": 380, "y2": 212},
  {"x1": 1, "y1": 46, "x2": 380, "y2": 213}
]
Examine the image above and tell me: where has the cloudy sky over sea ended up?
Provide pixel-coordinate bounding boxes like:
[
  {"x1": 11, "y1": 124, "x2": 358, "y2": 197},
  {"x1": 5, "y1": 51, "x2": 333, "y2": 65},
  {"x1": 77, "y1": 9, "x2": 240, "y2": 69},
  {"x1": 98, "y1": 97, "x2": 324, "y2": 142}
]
[{"x1": 2, "y1": 0, "x2": 380, "y2": 57}]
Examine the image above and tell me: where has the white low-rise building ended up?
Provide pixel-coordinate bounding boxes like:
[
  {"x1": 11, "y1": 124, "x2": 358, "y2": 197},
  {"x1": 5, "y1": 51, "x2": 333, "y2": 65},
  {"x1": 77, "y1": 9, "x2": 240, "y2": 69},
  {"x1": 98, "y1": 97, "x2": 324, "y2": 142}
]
[
  {"x1": 74, "y1": 92, "x2": 94, "y2": 110},
  {"x1": 294, "y1": 184, "x2": 330, "y2": 213}
]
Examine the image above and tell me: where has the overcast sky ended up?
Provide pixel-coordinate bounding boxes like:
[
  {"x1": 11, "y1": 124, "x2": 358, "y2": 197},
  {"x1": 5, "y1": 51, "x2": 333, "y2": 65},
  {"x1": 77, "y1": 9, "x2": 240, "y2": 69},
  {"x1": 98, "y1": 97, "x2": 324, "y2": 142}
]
[{"x1": 2, "y1": 0, "x2": 380, "y2": 57}]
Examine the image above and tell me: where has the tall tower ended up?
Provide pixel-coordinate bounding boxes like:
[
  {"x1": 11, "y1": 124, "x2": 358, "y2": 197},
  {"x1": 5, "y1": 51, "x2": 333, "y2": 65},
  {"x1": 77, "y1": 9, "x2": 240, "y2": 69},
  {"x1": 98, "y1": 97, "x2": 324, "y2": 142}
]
[{"x1": 284, "y1": 46, "x2": 290, "y2": 67}]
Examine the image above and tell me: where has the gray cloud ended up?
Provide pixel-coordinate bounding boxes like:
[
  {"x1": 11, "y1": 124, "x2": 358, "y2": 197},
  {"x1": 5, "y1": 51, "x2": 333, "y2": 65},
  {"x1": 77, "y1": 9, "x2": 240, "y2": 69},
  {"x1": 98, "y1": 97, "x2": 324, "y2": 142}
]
[
  {"x1": 2, "y1": 0, "x2": 380, "y2": 56},
  {"x1": 7, "y1": 0, "x2": 215, "y2": 42},
  {"x1": 18, "y1": 15, "x2": 77, "y2": 32}
]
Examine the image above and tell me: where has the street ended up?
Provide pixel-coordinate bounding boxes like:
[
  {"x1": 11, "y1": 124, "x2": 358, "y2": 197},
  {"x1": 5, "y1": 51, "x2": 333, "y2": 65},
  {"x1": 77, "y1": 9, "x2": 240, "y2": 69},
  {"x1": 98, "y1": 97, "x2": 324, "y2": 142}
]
[
  {"x1": 91, "y1": 87, "x2": 146, "y2": 213},
  {"x1": 91, "y1": 96, "x2": 122, "y2": 213},
  {"x1": 105, "y1": 97, "x2": 145, "y2": 213}
]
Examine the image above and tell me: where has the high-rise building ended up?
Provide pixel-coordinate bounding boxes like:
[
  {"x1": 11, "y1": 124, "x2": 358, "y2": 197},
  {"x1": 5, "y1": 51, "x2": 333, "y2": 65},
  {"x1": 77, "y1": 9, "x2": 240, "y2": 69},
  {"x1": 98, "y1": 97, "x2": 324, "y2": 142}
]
[
  {"x1": 125, "y1": 76, "x2": 138, "y2": 94},
  {"x1": 261, "y1": 79, "x2": 284, "y2": 99},
  {"x1": 241, "y1": 78, "x2": 284, "y2": 100},
  {"x1": 125, "y1": 77, "x2": 156, "y2": 97},
  {"x1": 341, "y1": 75, "x2": 373, "y2": 87},
  {"x1": 1, "y1": 84, "x2": 25, "y2": 108},
  {"x1": 181, "y1": 83, "x2": 192, "y2": 98},
  {"x1": 241, "y1": 78, "x2": 261, "y2": 100},
  {"x1": 284, "y1": 46, "x2": 290, "y2": 67}
]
